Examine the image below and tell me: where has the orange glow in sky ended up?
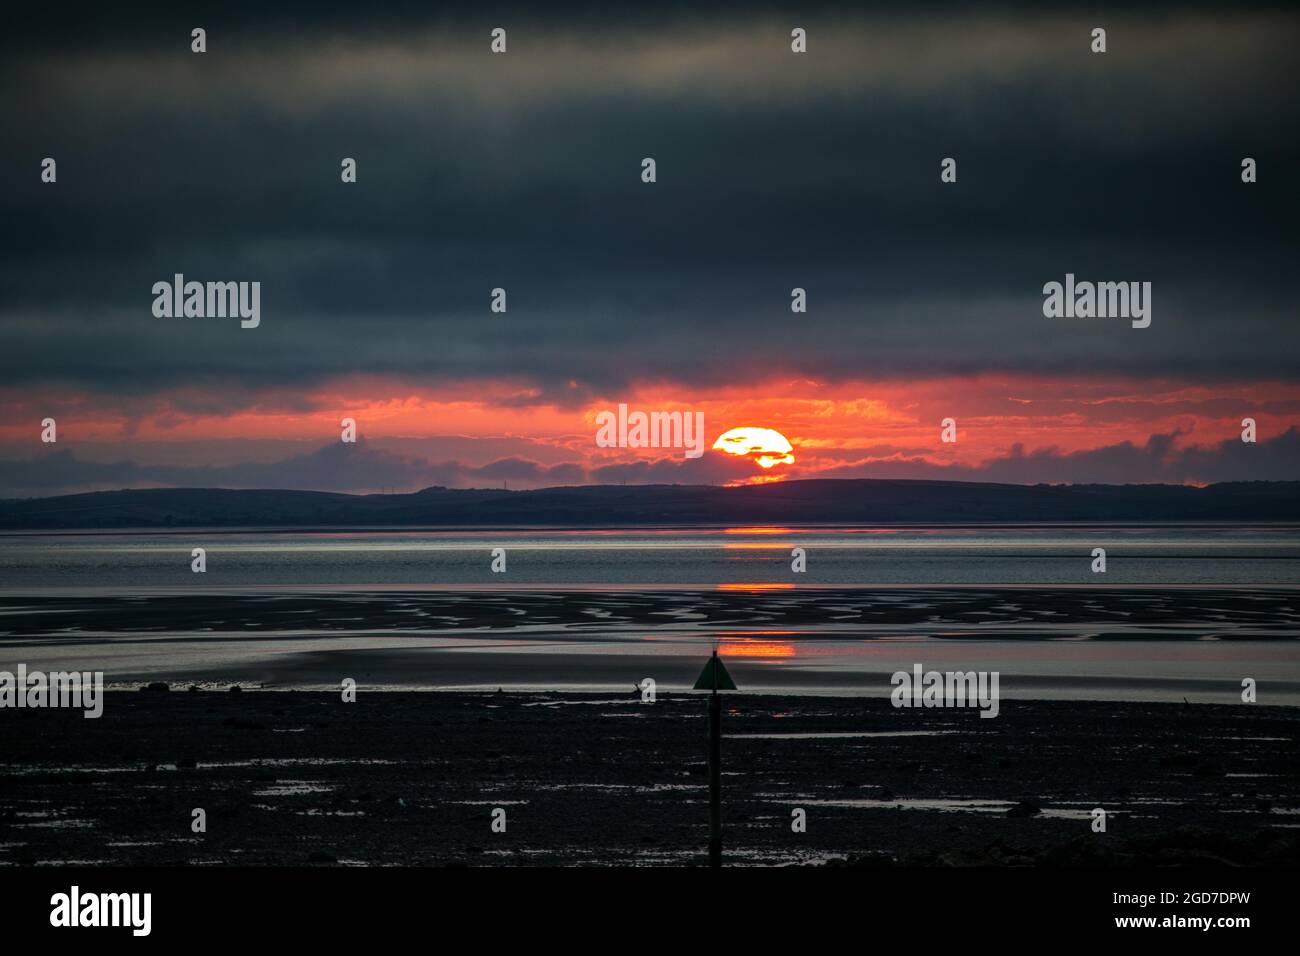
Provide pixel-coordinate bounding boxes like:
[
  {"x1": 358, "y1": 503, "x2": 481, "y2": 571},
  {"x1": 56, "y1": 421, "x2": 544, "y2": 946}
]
[{"x1": 3, "y1": 374, "x2": 1298, "y2": 491}]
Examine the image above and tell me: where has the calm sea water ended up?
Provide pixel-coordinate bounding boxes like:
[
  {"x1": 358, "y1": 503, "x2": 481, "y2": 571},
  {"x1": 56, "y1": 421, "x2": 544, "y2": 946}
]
[
  {"x1": 1, "y1": 526, "x2": 1297, "y2": 703},
  {"x1": 1, "y1": 525, "x2": 1297, "y2": 588}
]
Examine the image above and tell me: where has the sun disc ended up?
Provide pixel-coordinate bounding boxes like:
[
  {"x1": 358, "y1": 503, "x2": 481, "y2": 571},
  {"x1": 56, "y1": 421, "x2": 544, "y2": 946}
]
[{"x1": 712, "y1": 426, "x2": 796, "y2": 467}]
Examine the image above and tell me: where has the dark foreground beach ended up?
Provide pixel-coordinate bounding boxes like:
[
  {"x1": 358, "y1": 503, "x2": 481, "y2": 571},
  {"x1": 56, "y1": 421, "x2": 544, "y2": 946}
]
[{"x1": 2, "y1": 690, "x2": 1296, "y2": 867}]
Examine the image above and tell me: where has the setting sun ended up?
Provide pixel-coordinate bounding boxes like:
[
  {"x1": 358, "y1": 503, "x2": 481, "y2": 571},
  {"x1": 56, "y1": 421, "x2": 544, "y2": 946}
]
[{"x1": 712, "y1": 426, "x2": 796, "y2": 468}]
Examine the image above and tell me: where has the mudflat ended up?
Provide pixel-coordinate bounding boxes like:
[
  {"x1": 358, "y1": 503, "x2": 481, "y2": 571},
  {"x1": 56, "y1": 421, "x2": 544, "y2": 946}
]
[{"x1": 2, "y1": 690, "x2": 1296, "y2": 866}]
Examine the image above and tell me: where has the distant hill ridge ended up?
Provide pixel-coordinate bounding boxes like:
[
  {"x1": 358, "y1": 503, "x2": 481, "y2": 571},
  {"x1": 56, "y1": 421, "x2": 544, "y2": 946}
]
[{"x1": 1, "y1": 479, "x2": 1297, "y2": 529}]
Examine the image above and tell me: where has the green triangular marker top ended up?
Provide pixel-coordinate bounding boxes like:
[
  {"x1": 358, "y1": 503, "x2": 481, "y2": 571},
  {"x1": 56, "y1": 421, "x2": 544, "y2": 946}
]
[{"x1": 693, "y1": 653, "x2": 738, "y2": 691}]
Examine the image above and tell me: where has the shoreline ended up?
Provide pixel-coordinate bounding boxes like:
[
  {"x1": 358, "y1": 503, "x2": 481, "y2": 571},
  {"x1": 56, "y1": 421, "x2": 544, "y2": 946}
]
[
  {"x1": 4, "y1": 585, "x2": 1298, "y2": 705},
  {"x1": 4, "y1": 585, "x2": 1298, "y2": 706}
]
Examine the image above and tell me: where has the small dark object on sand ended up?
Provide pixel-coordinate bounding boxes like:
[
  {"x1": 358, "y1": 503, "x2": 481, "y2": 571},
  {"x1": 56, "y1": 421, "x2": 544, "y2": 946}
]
[
  {"x1": 1007, "y1": 798, "x2": 1042, "y2": 818},
  {"x1": 229, "y1": 685, "x2": 243, "y2": 693},
  {"x1": 141, "y1": 681, "x2": 170, "y2": 692}
]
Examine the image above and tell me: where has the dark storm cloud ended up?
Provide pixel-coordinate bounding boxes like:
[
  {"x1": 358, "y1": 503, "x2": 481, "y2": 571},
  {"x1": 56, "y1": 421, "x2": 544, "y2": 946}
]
[
  {"x1": 0, "y1": 439, "x2": 591, "y2": 496},
  {"x1": 1, "y1": 2, "x2": 1297, "y2": 405},
  {"x1": 814, "y1": 427, "x2": 1300, "y2": 485}
]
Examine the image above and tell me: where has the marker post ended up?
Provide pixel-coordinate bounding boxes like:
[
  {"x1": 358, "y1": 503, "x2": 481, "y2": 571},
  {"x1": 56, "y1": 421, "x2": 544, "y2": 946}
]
[{"x1": 693, "y1": 649, "x2": 737, "y2": 868}]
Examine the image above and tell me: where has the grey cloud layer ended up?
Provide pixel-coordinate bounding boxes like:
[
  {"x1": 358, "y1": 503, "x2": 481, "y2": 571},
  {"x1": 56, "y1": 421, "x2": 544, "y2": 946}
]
[{"x1": 1, "y1": 3, "x2": 1297, "y2": 404}]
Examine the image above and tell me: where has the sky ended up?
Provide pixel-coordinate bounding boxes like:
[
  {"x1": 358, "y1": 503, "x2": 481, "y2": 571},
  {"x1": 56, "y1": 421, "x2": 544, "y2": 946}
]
[{"x1": 2, "y1": 1, "x2": 1297, "y2": 496}]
